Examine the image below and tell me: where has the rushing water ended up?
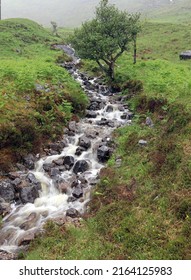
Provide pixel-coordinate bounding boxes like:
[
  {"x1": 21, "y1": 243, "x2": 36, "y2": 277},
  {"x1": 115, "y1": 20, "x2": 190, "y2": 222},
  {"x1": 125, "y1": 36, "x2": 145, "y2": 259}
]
[{"x1": 0, "y1": 45, "x2": 131, "y2": 254}]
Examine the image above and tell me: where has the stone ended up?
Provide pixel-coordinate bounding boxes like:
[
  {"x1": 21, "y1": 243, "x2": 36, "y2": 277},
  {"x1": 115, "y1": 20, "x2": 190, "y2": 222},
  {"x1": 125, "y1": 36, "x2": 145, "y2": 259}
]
[
  {"x1": 66, "y1": 208, "x2": 79, "y2": 218},
  {"x1": 0, "y1": 202, "x2": 11, "y2": 216},
  {"x1": 27, "y1": 173, "x2": 39, "y2": 185},
  {"x1": 50, "y1": 168, "x2": 60, "y2": 177},
  {"x1": 138, "y1": 140, "x2": 148, "y2": 146},
  {"x1": 19, "y1": 186, "x2": 39, "y2": 204},
  {"x1": 43, "y1": 163, "x2": 55, "y2": 172},
  {"x1": 68, "y1": 121, "x2": 76, "y2": 132},
  {"x1": 106, "y1": 105, "x2": 113, "y2": 112},
  {"x1": 67, "y1": 197, "x2": 77, "y2": 203},
  {"x1": 63, "y1": 156, "x2": 75, "y2": 169},
  {"x1": 146, "y1": 117, "x2": 154, "y2": 127},
  {"x1": 23, "y1": 154, "x2": 36, "y2": 170},
  {"x1": 53, "y1": 158, "x2": 64, "y2": 166},
  {"x1": 75, "y1": 147, "x2": 86, "y2": 156},
  {"x1": 0, "y1": 181, "x2": 15, "y2": 202},
  {"x1": 0, "y1": 250, "x2": 17, "y2": 260},
  {"x1": 58, "y1": 182, "x2": 69, "y2": 194},
  {"x1": 72, "y1": 187, "x2": 83, "y2": 198},
  {"x1": 78, "y1": 135, "x2": 91, "y2": 150},
  {"x1": 180, "y1": 50, "x2": 191, "y2": 60},
  {"x1": 97, "y1": 145, "x2": 111, "y2": 162},
  {"x1": 8, "y1": 172, "x2": 21, "y2": 180},
  {"x1": 85, "y1": 111, "x2": 97, "y2": 118},
  {"x1": 73, "y1": 160, "x2": 89, "y2": 174},
  {"x1": 18, "y1": 232, "x2": 35, "y2": 246},
  {"x1": 48, "y1": 143, "x2": 63, "y2": 153}
]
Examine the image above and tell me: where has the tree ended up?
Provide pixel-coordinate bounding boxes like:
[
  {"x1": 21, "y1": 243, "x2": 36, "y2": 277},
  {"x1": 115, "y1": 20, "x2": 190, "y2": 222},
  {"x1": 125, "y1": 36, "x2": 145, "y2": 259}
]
[{"x1": 70, "y1": 0, "x2": 141, "y2": 80}]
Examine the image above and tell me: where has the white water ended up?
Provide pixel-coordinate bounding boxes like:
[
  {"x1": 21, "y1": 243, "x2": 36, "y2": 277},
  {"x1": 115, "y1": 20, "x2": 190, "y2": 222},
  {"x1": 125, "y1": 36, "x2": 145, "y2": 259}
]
[{"x1": 0, "y1": 46, "x2": 131, "y2": 254}]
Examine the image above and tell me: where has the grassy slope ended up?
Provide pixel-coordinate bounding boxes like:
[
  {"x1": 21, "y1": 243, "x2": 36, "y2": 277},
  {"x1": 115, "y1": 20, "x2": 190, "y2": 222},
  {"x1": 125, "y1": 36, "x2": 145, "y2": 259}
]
[
  {"x1": 0, "y1": 18, "x2": 88, "y2": 173},
  {"x1": 24, "y1": 17, "x2": 191, "y2": 260}
]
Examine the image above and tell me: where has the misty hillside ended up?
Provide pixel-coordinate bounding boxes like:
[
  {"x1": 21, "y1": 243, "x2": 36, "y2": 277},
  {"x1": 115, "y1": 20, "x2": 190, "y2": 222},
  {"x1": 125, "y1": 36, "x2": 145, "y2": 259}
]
[{"x1": 2, "y1": 0, "x2": 191, "y2": 27}]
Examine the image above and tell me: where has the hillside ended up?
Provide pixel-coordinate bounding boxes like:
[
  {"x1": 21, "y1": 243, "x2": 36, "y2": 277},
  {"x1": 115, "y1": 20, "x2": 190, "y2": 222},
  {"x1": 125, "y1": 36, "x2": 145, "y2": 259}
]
[
  {"x1": 24, "y1": 18, "x2": 191, "y2": 260},
  {"x1": 0, "y1": 18, "x2": 88, "y2": 173},
  {"x1": 2, "y1": 0, "x2": 191, "y2": 26}
]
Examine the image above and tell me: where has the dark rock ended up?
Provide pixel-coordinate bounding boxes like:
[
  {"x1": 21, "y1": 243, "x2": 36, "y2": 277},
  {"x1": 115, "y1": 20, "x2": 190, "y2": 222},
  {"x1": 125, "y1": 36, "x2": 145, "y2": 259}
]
[
  {"x1": 11, "y1": 178, "x2": 22, "y2": 187},
  {"x1": 50, "y1": 168, "x2": 60, "y2": 177},
  {"x1": 106, "y1": 105, "x2": 113, "y2": 112},
  {"x1": 63, "y1": 156, "x2": 75, "y2": 169},
  {"x1": 66, "y1": 208, "x2": 79, "y2": 218},
  {"x1": 53, "y1": 158, "x2": 64, "y2": 166},
  {"x1": 67, "y1": 197, "x2": 77, "y2": 203},
  {"x1": 23, "y1": 154, "x2": 36, "y2": 170},
  {"x1": 120, "y1": 113, "x2": 128, "y2": 120},
  {"x1": 72, "y1": 187, "x2": 83, "y2": 198},
  {"x1": 180, "y1": 50, "x2": 191, "y2": 60},
  {"x1": 75, "y1": 147, "x2": 86, "y2": 156},
  {"x1": 85, "y1": 111, "x2": 97, "y2": 118},
  {"x1": 48, "y1": 143, "x2": 63, "y2": 153},
  {"x1": 146, "y1": 117, "x2": 154, "y2": 127},
  {"x1": 43, "y1": 163, "x2": 55, "y2": 172},
  {"x1": 68, "y1": 121, "x2": 76, "y2": 132},
  {"x1": 97, "y1": 145, "x2": 111, "y2": 162},
  {"x1": 8, "y1": 172, "x2": 21, "y2": 180},
  {"x1": 18, "y1": 232, "x2": 35, "y2": 246},
  {"x1": 19, "y1": 186, "x2": 39, "y2": 204},
  {"x1": 16, "y1": 163, "x2": 27, "y2": 171},
  {"x1": 138, "y1": 140, "x2": 148, "y2": 146},
  {"x1": 73, "y1": 160, "x2": 89, "y2": 174},
  {"x1": 0, "y1": 181, "x2": 15, "y2": 202},
  {"x1": 27, "y1": 173, "x2": 39, "y2": 185},
  {"x1": 78, "y1": 135, "x2": 91, "y2": 150}
]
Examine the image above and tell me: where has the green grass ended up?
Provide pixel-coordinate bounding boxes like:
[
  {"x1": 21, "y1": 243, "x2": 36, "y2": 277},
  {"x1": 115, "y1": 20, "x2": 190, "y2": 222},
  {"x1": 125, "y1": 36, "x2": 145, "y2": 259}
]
[{"x1": 0, "y1": 18, "x2": 88, "y2": 172}]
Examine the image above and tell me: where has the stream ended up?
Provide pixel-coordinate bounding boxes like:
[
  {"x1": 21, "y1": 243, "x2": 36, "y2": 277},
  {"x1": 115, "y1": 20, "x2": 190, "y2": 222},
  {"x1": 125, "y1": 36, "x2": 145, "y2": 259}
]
[{"x1": 0, "y1": 45, "x2": 133, "y2": 257}]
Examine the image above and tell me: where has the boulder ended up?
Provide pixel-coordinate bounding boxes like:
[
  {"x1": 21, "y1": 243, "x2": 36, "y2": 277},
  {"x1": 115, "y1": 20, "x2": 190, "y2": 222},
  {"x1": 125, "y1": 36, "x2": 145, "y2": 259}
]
[
  {"x1": 63, "y1": 156, "x2": 75, "y2": 169},
  {"x1": 180, "y1": 50, "x2": 191, "y2": 60},
  {"x1": 106, "y1": 105, "x2": 113, "y2": 112},
  {"x1": 72, "y1": 187, "x2": 83, "y2": 199},
  {"x1": 75, "y1": 147, "x2": 86, "y2": 156},
  {"x1": 23, "y1": 154, "x2": 36, "y2": 170},
  {"x1": 97, "y1": 145, "x2": 111, "y2": 162},
  {"x1": 0, "y1": 181, "x2": 15, "y2": 202},
  {"x1": 50, "y1": 168, "x2": 60, "y2": 177},
  {"x1": 43, "y1": 163, "x2": 55, "y2": 172},
  {"x1": 78, "y1": 135, "x2": 91, "y2": 150},
  {"x1": 19, "y1": 186, "x2": 39, "y2": 204},
  {"x1": 73, "y1": 160, "x2": 89, "y2": 174},
  {"x1": 85, "y1": 111, "x2": 97, "y2": 118},
  {"x1": 53, "y1": 158, "x2": 64, "y2": 166},
  {"x1": 66, "y1": 208, "x2": 79, "y2": 218}
]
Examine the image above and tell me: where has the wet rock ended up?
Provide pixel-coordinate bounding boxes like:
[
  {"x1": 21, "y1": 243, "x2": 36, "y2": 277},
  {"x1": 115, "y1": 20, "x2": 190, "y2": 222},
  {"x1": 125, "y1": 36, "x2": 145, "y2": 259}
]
[
  {"x1": 128, "y1": 112, "x2": 134, "y2": 120},
  {"x1": 43, "y1": 163, "x2": 55, "y2": 172},
  {"x1": 49, "y1": 150, "x2": 59, "y2": 155},
  {"x1": 27, "y1": 173, "x2": 39, "y2": 185},
  {"x1": 19, "y1": 186, "x2": 39, "y2": 204},
  {"x1": 66, "y1": 208, "x2": 79, "y2": 218},
  {"x1": 8, "y1": 172, "x2": 21, "y2": 180},
  {"x1": 18, "y1": 232, "x2": 35, "y2": 246},
  {"x1": 20, "y1": 213, "x2": 39, "y2": 230},
  {"x1": 53, "y1": 158, "x2": 64, "y2": 166},
  {"x1": 85, "y1": 110, "x2": 97, "y2": 118},
  {"x1": 68, "y1": 121, "x2": 76, "y2": 132},
  {"x1": 0, "y1": 201, "x2": 11, "y2": 216},
  {"x1": 0, "y1": 181, "x2": 15, "y2": 202},
  {"x1": 106, "y1": 105, "x2": 113, "y2": 112},
  {"x1": 138, "y1": 140, "x2": 148, "y2": 146},
  {"x1": 78, "y1": 135, "x2": 91, "y2": 150},
  {"x1": 48, "y1": 143, "x2": 63, "y2": 153},
  {"x1": 72, "y1": 187, "x2": 83, "y2": 198},
  {"x1": 77, "y1": 175, "x2": 88, "y2": 185},
  {"x1": 63, "y1": 156, "x2": 75, "y2": 170},
  {"x1": 67, "y1": 197, "x2": 77, "y2": 203},
  {"x1": 73, "y1": 160, "x2": 89, "y2": 174},
  {"x1": 97, "y1": 146, "x2": 111, "y2": 162},
  {"x1": 23, "y1": 154, "x2": 36, "y2": 170},
  {"x1": 118, "y1": 105, "x2": 125, "y2": 111},
  {"x1": 11, "y1": 178, "x2": 22, "y2": 187},
  {"x1": 120, "y1": 113, "x2": 128, "y2": 120},
  {"x1": 75, "y1": 147, "x2": 86, "y2": 156},
  {"x1": 58, "y1": 182, "x2": 70, "y2": 194},
  {"x1": 50, "y1": 168, "x2": 60, "y2": 177},
  {"x1": 16, "y1": 163, "x2": 27, "y2": 171}
]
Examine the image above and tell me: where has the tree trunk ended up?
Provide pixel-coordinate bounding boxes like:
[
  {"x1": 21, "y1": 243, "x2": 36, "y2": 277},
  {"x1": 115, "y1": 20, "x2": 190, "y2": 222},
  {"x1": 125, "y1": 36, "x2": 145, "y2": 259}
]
[
  {"x1": 108, "y1": 61, "x2": 115, "y2": 81},
  {"x1": 133, "y1": 35, "x2": 137, "y2": 64}
]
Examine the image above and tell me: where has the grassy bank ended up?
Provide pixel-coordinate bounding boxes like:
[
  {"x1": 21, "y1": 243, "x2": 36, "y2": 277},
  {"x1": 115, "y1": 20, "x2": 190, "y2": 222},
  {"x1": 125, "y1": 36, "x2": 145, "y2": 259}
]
[
  {"x1": 24, "y1": 18, "x2": 191, "y2": 260},
  {"x1": 0, "y1": 19, "x2": 88, "y2": 172}
]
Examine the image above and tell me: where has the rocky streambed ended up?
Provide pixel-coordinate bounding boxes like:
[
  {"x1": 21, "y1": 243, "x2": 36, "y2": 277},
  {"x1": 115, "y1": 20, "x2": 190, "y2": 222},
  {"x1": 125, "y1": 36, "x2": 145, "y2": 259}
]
[{"x1": 0, "y1": 45, "x2": 133, "y2": 259}]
